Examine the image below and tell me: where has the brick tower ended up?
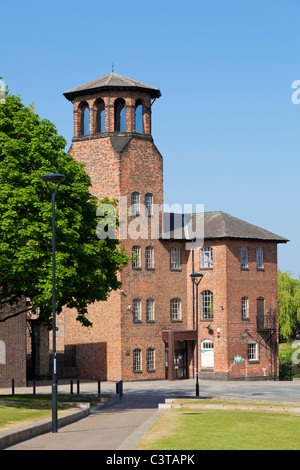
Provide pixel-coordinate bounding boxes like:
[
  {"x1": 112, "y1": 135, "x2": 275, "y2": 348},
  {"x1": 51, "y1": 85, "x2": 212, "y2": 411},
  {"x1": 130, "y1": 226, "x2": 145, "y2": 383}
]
[{"x1": 62, "y1": 72, "x2": 176, "y2": 381}]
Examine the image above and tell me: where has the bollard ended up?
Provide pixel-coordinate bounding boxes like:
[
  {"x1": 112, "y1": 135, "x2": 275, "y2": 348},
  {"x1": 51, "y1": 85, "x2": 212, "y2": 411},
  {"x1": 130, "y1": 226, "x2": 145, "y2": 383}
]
[
  {"x1": 77, "y1": 379, "x2": 80, "y2": 394},
  {"x1": 33, "y1": 379, "x2": 36, "y2": 395},
  {"x1": 70, "y1": 380, "x2": 73, "y2": 394},
  {"x1": 116, "y1": 380, "x2": 123, "y2": 398},
  {"x1": 98, "y1": 380, "x2": 101, "y2": 395},
  {"x1": 12, "y1": 379, "x2": 15, "y2": 395}
]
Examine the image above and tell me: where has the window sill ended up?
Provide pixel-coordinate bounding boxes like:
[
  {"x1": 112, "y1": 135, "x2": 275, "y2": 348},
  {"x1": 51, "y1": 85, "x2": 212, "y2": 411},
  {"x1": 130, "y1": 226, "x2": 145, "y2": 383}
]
[
  {"x1": 200, "y1": 319, "x2": 214, "y2": 322},
  {"x1": 171, "y1": 320, "x2": 183, "y2": 323},
  {"x1": 257, "y1": 268, "x2": 265, "y2": 271},
  {"x1": 170, "y1": 268, "x2": 182, "y2": 271},
  {"x1": 133, "y1": 370, "x2": 143, "y2": 374},
  {"x1": 248, "y1": 360, "x2": 259, "y2": 364},
  {"x1": 146, "y1": 320, "x2": 155, "y2": 324},
  {"x1": 241, "y1": 267, "x2": 249, "y2": 271},
  {"x1": 132, "y1": 267, "x2": 142, "y2": 270},
  {"x1": 133, "y1": 320, "x2": 142, "y2": 324},
  {"x1": 242, "y1": 318, "x2": 250, "y2": 321},
  {"x1": 200, "y1": 267, "x2": 213, "y2": 271},
  {"x1": 147, "y1": 369, "x2": 156, "y2": 373},
  {"x1": 146, "y1": 268, "x2": 155, "y2": 271}
]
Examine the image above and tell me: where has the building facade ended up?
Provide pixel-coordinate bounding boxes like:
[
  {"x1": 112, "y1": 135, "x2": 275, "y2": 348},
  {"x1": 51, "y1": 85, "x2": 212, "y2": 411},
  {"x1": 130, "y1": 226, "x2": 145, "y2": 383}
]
[{"x1": 58, "y1": 72, "x2": 288, "y2": 381}]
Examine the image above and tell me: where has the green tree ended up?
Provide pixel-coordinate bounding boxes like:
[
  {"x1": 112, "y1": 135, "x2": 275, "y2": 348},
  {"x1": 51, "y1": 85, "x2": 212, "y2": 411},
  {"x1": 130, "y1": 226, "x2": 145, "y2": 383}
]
[
  {"x1": 278, "y1": 270, "x2": 300, "y2": 341},
  {"x1": 0, "y1": 91, "x2": 129, "y2": 327}
]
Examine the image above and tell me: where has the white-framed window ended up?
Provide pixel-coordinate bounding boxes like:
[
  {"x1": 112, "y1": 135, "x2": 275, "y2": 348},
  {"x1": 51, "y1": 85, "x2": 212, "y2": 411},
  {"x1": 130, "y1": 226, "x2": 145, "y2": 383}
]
[
  {"x1": 170, "y1": 247, "x2": 181, "y2": 269},
  {"x1": 145, "y1": 246, "x2": 154, "y2": 269},
  {"x1": 241, "y1": 296, "x2": 249, "y2": 319},
  {"x1": 241, "y1": 247, "x2": 248, "y2": 269},
  {"x1": 256, "y1": 248, "x2": 263, "y2": 269},
  {"x1": 131, "y1": 192, "x2": 140, "y2": 216},
  {"x1": 147, "y1": 348, "x2": 155, "y2": 371},
  {"x1": 170, "y1": 298, "x2": 182, "y2": 321},
  {"x1": 132, "y1": 245, "x2": 141, "y2": 268},
  {"x1": 201, "y1": 290, "x2": 214, "y2": 320},
  {"x1": 248, "y1": 341, "x2": 258, "y2": 361},
  {"x1": 132, "y1": 299, "x2": 141, "y2": 322},
  {"x1": 200, "y1": 246, "x2": 213, "y2": 269},
  {"x1": 145, "y1": 193, "x2": 153, "y2": 216},
  {"x1": 146, "y1": 299, "x2": 155, "y2": 322},
  {"x1": 133, "y1": 349, "x2": 142, "y2": 372}
]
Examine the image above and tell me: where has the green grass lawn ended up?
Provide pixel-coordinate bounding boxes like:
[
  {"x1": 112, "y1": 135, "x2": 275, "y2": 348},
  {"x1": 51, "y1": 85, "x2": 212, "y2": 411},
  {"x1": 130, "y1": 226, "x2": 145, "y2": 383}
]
[
  {"x1": 0, "y1": 394, "x2": 108, "y2": 431},
  {"x1": 135, "y1": 407, "x2": 300, "y2": 450}
]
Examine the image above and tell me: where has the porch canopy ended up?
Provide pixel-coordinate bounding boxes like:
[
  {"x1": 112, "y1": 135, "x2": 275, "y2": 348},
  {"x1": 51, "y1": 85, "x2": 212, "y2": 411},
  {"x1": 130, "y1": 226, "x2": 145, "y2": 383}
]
[{"x1": 162, "y1": 329, "x2": 196, "y2": 380}]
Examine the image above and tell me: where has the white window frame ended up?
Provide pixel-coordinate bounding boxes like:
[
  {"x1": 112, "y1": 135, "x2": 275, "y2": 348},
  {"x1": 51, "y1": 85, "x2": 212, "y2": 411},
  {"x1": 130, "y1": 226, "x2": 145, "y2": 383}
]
[
  {"x1": 132, "y1": 245, "x2": 141, "y2": 269},
  {"x1": 132, "y1": 299, "x2": 141, "y2": 322},
  {"x1": 170, "y1": 247, "x2": 181, "y2": 270},
  {"x1": 147, "y1": 348, "x2": 155, "y2": 372},
  {"x1": 241, "y1": 247, "x2": 248, "y2": 269},
  {"x1": 201, "y1": 290, "x2": 214, "y2": 320},
  {"x1": 146, "y1": 299, "x2": 155, "y2": 322},
  {"x1": 241, "y1": 296, "x2": 249, "y2": 319},
  {"x1": 131, "y1": 192, "x2": 140, "y2": 216},
  {"x1": 200, "y1": 246, "x2": 213, "y2": 269},
  {"x1": 248, "y1": 341, "x2": 258, "y2": 362},
  {"x1": 170, "y1": 298, "x2": 182, "y2": 321},
  {"x1": 145, "y1": 193, "x2": 153, "y2": 216},
  {"x1": 133, "y1": 349, "x2": 142, "y2": 372},
  {"x1": 256, "y1": 248, "x2": 263, "y2": 269},
  {"x1": 145, "y1": 246, "x2": 154, "y2": 269}
]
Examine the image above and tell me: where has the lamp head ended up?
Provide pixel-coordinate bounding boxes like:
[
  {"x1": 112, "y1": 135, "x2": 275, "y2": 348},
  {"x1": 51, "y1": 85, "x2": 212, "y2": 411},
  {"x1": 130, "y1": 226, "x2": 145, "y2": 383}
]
[
  {"x1": 41, "y1": 173, "x2": 65, "y2": 184},
  {"x1": 190, "y1": 272, "x2": 203, "y2": 286}
]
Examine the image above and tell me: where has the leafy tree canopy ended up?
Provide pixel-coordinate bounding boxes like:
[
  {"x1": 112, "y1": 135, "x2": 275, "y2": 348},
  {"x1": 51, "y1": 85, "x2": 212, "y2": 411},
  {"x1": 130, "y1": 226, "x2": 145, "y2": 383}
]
[
  {"x1": 0, "y1": 90, "x2": 129, "y2": 327},
  {"x1": 278, "y1": 270, "x2": 300, "y2": 341}
]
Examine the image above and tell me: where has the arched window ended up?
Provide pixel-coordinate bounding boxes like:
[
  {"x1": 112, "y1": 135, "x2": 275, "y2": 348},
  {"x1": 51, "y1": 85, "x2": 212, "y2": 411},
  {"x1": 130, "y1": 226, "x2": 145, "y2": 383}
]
[
  {"x1": 114, "y1": 98, "x2": 126, "y2": 131},
  {"x1": 147, "y1": 348, "x2": 155, "y2": 371},
  {"x1": 145, "y1": 246, "x2": 154, "y2": 269},
  {"x1": 146, "y1": 299, "x2": 155, "y2": 322},
  {"x1": 80, "y1": 103, "x2": 89, "y2": 135},
  {"x1": 145, "y1": 193, "x2": 153, "y2": 216},
  {"x1": 201, "y1": 290, "x2": 213, "y2": 320},
  {"x1": 131, "y1": 192, "x2": 140, "y2": 216},
  {"x1": 95, "y1": 99, "x2": 105, "y2": 133},
  {"x1": 132, "y1": 245, "x2": 141, "y2": 269},
  {"x1": 170, "y1": 298, "x2": 181, "y2": 321},
  {"x1": 135, "y1": 100, "x2": 143, "y2": 133},
  {"x1": 241, "y1": 247, "x2": 248, "y2": 269},
  {"x1": 133, "y1": 348, "x2": 142, "y2": 372},
  {"x1": 241, "y1": 296, "x2": 249, "y2": 319},
  {"x1": 0, "y1": 340, "x2": 6, "y2": 365},
  {"x1": 133, "y1": 299, "x2": 141, "y2": 322}
]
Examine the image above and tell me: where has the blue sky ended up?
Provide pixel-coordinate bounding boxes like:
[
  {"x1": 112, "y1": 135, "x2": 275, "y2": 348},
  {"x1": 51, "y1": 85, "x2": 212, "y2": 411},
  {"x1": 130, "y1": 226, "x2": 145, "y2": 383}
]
[{"x1": 2, "y1": 0, "x2": 300, "y2": 276}]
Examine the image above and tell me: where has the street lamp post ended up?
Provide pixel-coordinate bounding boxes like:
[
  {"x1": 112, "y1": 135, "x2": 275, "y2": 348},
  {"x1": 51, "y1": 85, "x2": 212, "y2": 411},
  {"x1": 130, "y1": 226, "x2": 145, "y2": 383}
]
[
  {"x1": 190, "y1": 272, "x2": 203, "y2": 397},
  {"x1": 41, "y1": 173, "x2": 65, "y2": 433}
]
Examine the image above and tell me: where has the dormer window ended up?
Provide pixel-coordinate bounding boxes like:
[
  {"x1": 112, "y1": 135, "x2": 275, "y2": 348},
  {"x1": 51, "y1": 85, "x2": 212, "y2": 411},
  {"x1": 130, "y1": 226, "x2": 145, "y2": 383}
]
[{"x1": 114, "y1": 98, "x2": 126, "y2": 131}]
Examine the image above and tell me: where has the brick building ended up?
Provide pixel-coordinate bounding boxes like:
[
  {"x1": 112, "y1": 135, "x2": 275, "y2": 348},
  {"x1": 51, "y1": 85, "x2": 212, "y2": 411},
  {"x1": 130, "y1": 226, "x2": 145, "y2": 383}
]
[{"x1": 58, "y1": 72, "x2": 288, "y2": 381}]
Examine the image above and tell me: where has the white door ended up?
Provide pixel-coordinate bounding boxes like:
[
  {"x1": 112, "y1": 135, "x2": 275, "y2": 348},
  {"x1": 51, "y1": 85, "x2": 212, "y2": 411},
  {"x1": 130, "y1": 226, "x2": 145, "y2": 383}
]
[{"x1": 201, "y1": 340, "x2": 214, "y2": 368}]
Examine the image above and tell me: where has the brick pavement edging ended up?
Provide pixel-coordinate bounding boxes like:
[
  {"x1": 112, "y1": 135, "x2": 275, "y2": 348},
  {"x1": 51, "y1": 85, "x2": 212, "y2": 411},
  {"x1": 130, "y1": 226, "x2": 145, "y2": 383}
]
[{"x1": 0, "y1": 395, "x2": 120, "y2": 449}]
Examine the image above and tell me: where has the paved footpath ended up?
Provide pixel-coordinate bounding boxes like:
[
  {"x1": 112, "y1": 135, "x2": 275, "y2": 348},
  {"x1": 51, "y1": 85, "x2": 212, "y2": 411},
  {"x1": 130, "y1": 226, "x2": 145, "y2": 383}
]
[{"x1": 3, "y1": 378, "x2": 300, "y2": 450}]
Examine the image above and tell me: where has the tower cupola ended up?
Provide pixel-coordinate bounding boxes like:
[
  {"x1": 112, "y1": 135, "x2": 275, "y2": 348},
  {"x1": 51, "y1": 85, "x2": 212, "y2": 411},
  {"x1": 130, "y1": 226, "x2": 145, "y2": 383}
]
[{"x1": 63, "y1": 72, "x2": 161, "y2": 138}]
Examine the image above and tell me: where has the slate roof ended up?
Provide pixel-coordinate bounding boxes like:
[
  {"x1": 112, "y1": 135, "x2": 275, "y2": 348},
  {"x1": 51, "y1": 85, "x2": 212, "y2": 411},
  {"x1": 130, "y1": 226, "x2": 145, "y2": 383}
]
[
  {"x1": 63, "y1": 72, "x2": 161, "y2": 101},
  {"x1": 161, "y1": 211, "x2": 288, "y2": 243}
]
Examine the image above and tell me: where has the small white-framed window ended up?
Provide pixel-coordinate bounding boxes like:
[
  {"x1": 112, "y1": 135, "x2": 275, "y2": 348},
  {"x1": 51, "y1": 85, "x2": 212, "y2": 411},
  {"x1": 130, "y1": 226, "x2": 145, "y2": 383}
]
[
  {"x1": 256, "y1": 248, "x2": 263, "y2": 269},
  {"x1": 132, "y1": 245, "x2": 141, "y2": 269},
  {"x1": 147, "y1": 348, "x2": 155, "y2": 371},
  {"x1": 248, "y1": 341, "x2": 258, "y2": 361},
  {"x1": 200, "y1": 246, "x2": 213, "y2": 269},
  {"x1": 170, "y1": 247, "x2": 181, "y2": 270},
  {"x1": 146, "y1": 299, "x2": 155, "y2": 322},
  {"x1": 133, "y1": 299, "x2": 141, "y2": 322},
  {"x1": 131, "y1": 192, "x2": 140, "y2": 216},
  {"x1": 241, "y1": 296, "x2": 249, "y2": 319},
  {"x1": 170, "y1": 298, "x2": 182, "y2": 321},
  {"x1": 241, "y1": 247, "x2": 248, "y2": 269},
  {"x1": 145, "y1": 246, "x2": 154, "y2": 269},
  {"x1": 201, "y1": 290, "x2": 213, "y2": 320},
  {"x1": 133, "y1": 348, "x2": 142, "y2": 372},
  {"x1": 145, "y1": 193, "x2": 153, "y2": 216}
]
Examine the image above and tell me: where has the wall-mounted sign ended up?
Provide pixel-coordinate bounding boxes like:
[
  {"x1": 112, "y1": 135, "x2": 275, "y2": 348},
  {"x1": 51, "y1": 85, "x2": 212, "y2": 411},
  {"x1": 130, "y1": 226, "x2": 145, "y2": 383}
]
[{"x1": 234, "y1": 355, "x2": 242, "y2": 364}]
